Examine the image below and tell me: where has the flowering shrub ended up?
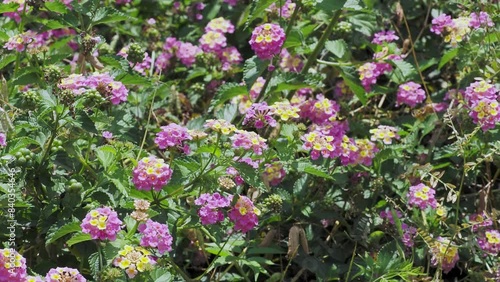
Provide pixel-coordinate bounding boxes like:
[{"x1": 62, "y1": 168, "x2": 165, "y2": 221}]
[{"x1": 0, "y1": 0, "x2": 499, "y2": 281}]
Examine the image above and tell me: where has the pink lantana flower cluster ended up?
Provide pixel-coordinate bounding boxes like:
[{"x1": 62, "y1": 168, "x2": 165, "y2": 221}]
[
  {"x1": 228, "y1": 195, "x2": 260, "y2": 233},
  {"x1": 407, "y1": 183, "x2": 438, "y2": 210},
  {"x1": 194, "y1": 192, "x2": 232, "y2": 225},
  {"x1": 243, "y1": 102, "x2": 277, "y2": 129},
  {"x1": 279, "y1": 49, "x2": 303, "y2": 72},
  {"x1": 3, "y1": 0, "x2": 30, "y2": 23},
  {"x1": 3, "y1": 31, "x2": 43, "y2": 52},
  {"x1": 155, "y1": 123, "x2": 192, "y2": 154},
  {"x1": 204, "y1": 119, "x2": 237, "y2": 135},
  {"x1": 138, "y1": 219, "x2": 173, "y2": 255},
  {"x1": 113, "y1": 245, "x2": 156, "y2": 279},
  {"x1": 358, "y1": 61, "x2": 392, "y2": 92},
  {"x1": 132, "y1": 156, "x2": 173, "y2": 191},
  {"x1": 262, "y1": 161, "x2": 286, "y2": 186},
  {"x1": 81, "y1": 206, "x2": 123, "y2": 241},
  {"x1": 477, "y1": 230, "x2": 500, "y2": 255},
  {"x1": 58, "y1": 73, "x2": 129, "y2": 104},
  {"x1": 230, "y1": 130, "x2": 268, "y2": 155},
  {"x1": 266, "y1": 0, "x2": 296, "y2": 18},
  {"x1": 249, "y1": 23, "x2": 286, "y2": 60},
  {"x1": 462, "y1": 80, "x2": 500, "y2": 131},
  {"x1": 45, "y1": 267, "x2": 86, "y2": 282},
  {"x1": 0, "y1": 248, "x2": 27, "y2": 282},
  {"x1": 397, "y1": 81, "x2": 426, "y2": 107},
  {"x1": 430, "y1": 12, "x2": 493, "y2": 47},
  {"x1": 430, "y1": 237, "x2": 460, "y2": 274},
  {"x1": 298, "y1": 94, "x2": 340, "y2": 124},
  {"x1": 370, "y1": 125, "x2": 400, "y2": 144},
  {"x1": 0, "y1": 132, "x2": 6, "y2": 147},
  {"x1": 271, "y1": 100, "x2": 300, "y2": 121},
  {"x1": 371, "y1": 30, "x2": 399, "y2": 45}
]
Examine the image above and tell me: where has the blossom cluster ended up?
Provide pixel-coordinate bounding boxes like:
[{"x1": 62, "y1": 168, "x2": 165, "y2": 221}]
[
  {"x1": 230, "y1": 130, "x2": 268, "y2": 155},
  {"x1": 430, "y1": 237, "x2": 460, "y2": 274},
  {"x1": 243, "y1": 102, "x2": 277, "y2": 129},
  {"x1": 249, "y1": 23, "x2": 286, "y2": 60},
  {"x1": 279, "y1": 49, "x2": 303, "y2": 72},
  {"x1": 0, "y1": 248, "x2": 26, "y2": 282},
  {"x1": 204, "y1": 119, "x2": 237, "y2": 135},
  {"x1": 266, "y1": 0, "x2": 296, "y2": 18},
  {"x1": 397, "y1": 81, "x2": 426, "y2": 107},
  {"x1": 58, "y1": 73, "x2": 129, "y2": 104},
  {"x1": 132, "y1": 156, "x2": 173, "y2": 191},
  {"x1": 370, "y1": 125, "x2": 400, "y2": 144},
  {"x1": 81, "y1": 206, "x2": 123, "y2": 241},
  {"x1": 262, "y1": 161, "x2": 286, "y2": 186},
  {"x1": 371, "y1": 30, "x2": 399, "y2": 45},
  {"x1": 271, "y1": 100, "x2": 300, "y2": 121},
  {"x1": 45, "y1": 267, "x2": 86, "y2": 282},
  {"x1": 407, "y1": 183, "x2": 438, "y2": 210},
  {"x1": 477, "y1": 230, "x2": 500, "y2": 255},
  {"x1": 155, "y1": 123, "x2": 192, "y2": 154},
  {"x1": 138, "y1": 219, "x2": 173, "y2": 255},
  {"x1": 430, "y1": 12, "x2": 493, "y2": 46},
  {"x1": 462, "y1": 80, "x2": 500, "y2": 131},
  {"x1": 113, "y1": 245, "x2": 156, "y2": 278},
  {"x1": 195, "y1": 192, "x2": 232, "y2": 225},
  {"x1": 228, "y1": 195, "x2": 260, "y2": 233}
]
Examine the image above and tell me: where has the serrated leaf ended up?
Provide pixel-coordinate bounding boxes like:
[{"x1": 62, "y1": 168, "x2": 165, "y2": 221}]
[
  {"x1": 348, "y1": 13, "x2": 376, "y2": 36},
  {"x1": 325, "y1": 39, "x2": 348, "y2": 58},
  {"x1": 0, "y1": 54, "x2": 16, "y2": 70},
  {"x1": 246, "y1": 0, "x2": 279, "y2": 26},
  {"x1": 391, "y1": 60, "x2": 416, "y2": 80},
  {"x1": 344, "y1": 0, "x2": 363, "y2": 10},
  {"x1": 67, "y1": 232, "x2": 92, "y2": 247},
  {"x1": 44, "y1": 0, "x2": 69, "y2": 14},
  {"x1": 46, "y1": 222, "x2": 81, "y2": 245},
  {"x1": 339, "y1": 66, "x2": 367, "y2": 104},
  {"x1": 214, "y1": 103, "x2": 238, "y2": 122},
  {"x1": 438, "y1": 48, "x2": 459, "y2": 69},
  {"x1": 93, "y1": 7, "x2": 131, "y2": 25},
  {"x1": 243, "y1": 56, "x2": 268, "y2": 90},
  {"x1": 118, "y1": 73, "x2": 149, "y2": 86},
  {"x1": 209, "y1": 83, "x2": 247, "y2": 112},
  {"x1": 95, "y1": 145, "x2": 116, "y2": 169},
  {"x1": 0, "y1": 3, "x2": 19, "y2": 13},
  {"x1": 108, "y1": 172, "x2": 129, "y2": 198},
  {"x1": 316, "y1": 0, "x2": 347, "y2": 13},
  {"x1": 302, "y1": 165, "x2": 333, "y2": 180},
  {"x1": 88, "y1": 252, "x2": 100, "y2": 279}
]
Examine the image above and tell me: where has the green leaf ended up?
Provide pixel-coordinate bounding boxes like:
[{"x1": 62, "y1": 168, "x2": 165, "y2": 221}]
[
  {"x1": 209, "y1": 83, "x2": 248, "y2": 112},
  {"x1": 348, "y1": 13, "x2": 376, "y2": 36},
  {"x1": 325, "y1": 39, "x2": 349, "y2": 59},
  {"x1": 339, "y1": 66, "x2": 367, "y2": 104},
  {"x1": 0, "y1": 3, "x2": 19, "y2": 13},
  {"x1": 44, "y1": 0, "x2": 69, "y2": 14},
  {"x1": 438, "y1": 48, "x2": 459, "y2": 69},
  {"x1": 93, "y1": 7, "x2": 131, "y2": 25},
  {"x1": 95, "y1": 145, "x2": 117, "y2": 169},
  {"x1": 303, "y1": 164, "x2": 333, "y2": 180},
  {"x1": 46, "y1": 222, "x2": 81, "y2": 245},
  {"x1": 67, "y1": 232, "x2": 92, "y2": 247},
  {"x1": 391, "y1": 60, "x2": 417, "y2": 80},
  {"x1": 88, "y1": 252, "x2": 100, "y2": 279},
  {"x1": 246, "y1": 0, "x2": 279, "y2": 26},
  {"x1": 316, "y1": 0, "x2": 347, "y2": 13},
  {"x1": 215, "y1": 103, "x2": 238, "y2": 122},
  {"x1": 108, "y1": 171, "x2": 129, "y2": 198},
  {"x1": 0, "y1": 54, "x2": 16, "y2": 70},
  {"x1": 344, "y1": 0, "x2": 363, "y2": 10},
  {"x1": 243, "y1": 56, "x2": 268, "y2": 89},
  {"x1": 118, "y1": 73, "x2": 150, "y2": 86}
]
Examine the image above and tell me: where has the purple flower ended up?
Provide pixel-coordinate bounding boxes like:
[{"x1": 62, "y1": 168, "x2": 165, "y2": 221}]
[
  {"x1": 45, "y1": 267, "x2": 86, "y2": 282},
  {"x1": 249, "y1": 23, "x2": 286, "y2": 60},
  {"x1": 430, "y1": 14, "x2": 453, "y2": 35},
  {"x1": 155, "y1": 123, "x2": 192, "y2": 154},
  {"x1": 228, "y1": 196, "x2": 259, "y2": 233},
  {"x1": 0, "y1": 132, "x2": 6, "y2": 147},
  {"x1": 397, "y1": 81, "x2": 426, "y2": 107},
  {"x1": 102, "y1": 131, "x2": 113, "y2": 139},
  {"x1": 230, "y1": 130, "x2": 268, "y2": 155},
  {"x1": 0, "y1": 249, "x2": 27, "y2": 281},
  {"x1": 138, "y1": 220, "x2": 173, "y2": 255},
  {"x1": 81, "y1": 206, "x2": 123, "y2": 241},
  {"x1": 407, "y1": 183, "x2": 438, "y2": 210},
  {"x1": 132, "y1": 156, "x2": 173, "y2": 191},
  {"x1": 243, "y1": 102, "x2": 277, "y2": 129},
  {"x1": 469, "y1": 12, "x2": 494, "y2": 29},
  {"x1": 372, "y1": 30, "x2": 399, "y2": 44},
  {"x1": 195, "y1": 193, "x2": 232, "y2": 225}
]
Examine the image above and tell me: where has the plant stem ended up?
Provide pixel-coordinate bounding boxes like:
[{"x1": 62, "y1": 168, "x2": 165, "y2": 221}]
[{"x1": 286, "y1": 9, "x2": 342, "y2": 100}]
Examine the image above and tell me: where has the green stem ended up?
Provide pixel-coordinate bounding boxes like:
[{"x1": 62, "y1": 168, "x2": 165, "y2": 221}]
[
  {"x1": 137, "y1": 84, "x2": 160, "y2": 162},
  {"x1": 345, "y1": 241, "x2": 357, "y2": 282},
  {"x1": 286, "y1": 9, "x2": 342, "y2": 100}
]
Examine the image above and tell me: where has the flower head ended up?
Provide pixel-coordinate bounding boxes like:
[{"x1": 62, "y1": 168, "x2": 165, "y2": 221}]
[
  {"x1": 370, "y1": 125, "x2": 400, "y2": 144},
  {"x1": 0, "y1": 132, "x2": 6, "y2": 147},
  {"x1": 155, "y1": 123, "x2": 192, "y2": 154},
  {"x1": 204, "y1": 119, "x2": 236, "y2": 135},
  {"x1": 243, "y1": 102, "x2": 277, "y2": 129},
  {"x1": 138, "y1": 220, "x2": 173, "y2": 255},
  {"x1": 271, "y1": 100, "x2": 300, "y2": 121},
  {"x1": 262, "y1": 162, "x2": 286, "y2": 186},
  {"x1": 132, "y1": 156, "x2": 173, "y2": 191},
  {"x1": 397, "y1": 81, "x2": 426, "y2": 107},
  {"x1": 249, "y1": 23, "x2": 286, "y2": 60},
  {"x1": 228, "y1": 195, "x2": 259, "y2": 233},
  {"x1": 407, "y1": 183, "x2": 438, "y2": 210},
  {"x1": 45, "y1": 267, "x2": 86, "y2": 282},
  {"x1": 205, "y1": 17, "x2": 235, "y2": 34},
  {"x1": 372, "y1": 30, "x2": 399, "y2": 44},
  {"x1": 430, "y1": 237, "x2": 459, "y2": 274},
  {"x1": 230, "y1": 130, "x2": 268, "y2": 155},
  {"x1": 0, "y1": 249, "x2": 27, "y2": 282},
  {"x1": 195, "y1": 193, "x2": 232, "y2": 225},
  {"x1": 81, "y1": 207, "x2": 122, "y2": 241},
  {"x1": 113, "y1": 245, "x2": 156, "y2": 278}
]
